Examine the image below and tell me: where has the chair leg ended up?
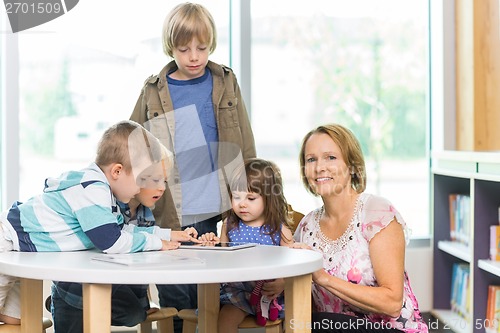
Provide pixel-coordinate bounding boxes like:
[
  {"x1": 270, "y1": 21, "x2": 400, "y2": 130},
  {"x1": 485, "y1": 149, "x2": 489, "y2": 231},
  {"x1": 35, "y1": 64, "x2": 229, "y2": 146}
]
[
  {"x1": 182, "y1": 320, "x2": 197, "y2": 333},
  {"x1": 156, "y1": 317, "x2": 174, "y2": 333},
  {"x1": 265, "y1": 324, "x2": 282, "y2": 333},
  {"x1": 138, "y1": 322, "x2": 153, "y2": 333}
]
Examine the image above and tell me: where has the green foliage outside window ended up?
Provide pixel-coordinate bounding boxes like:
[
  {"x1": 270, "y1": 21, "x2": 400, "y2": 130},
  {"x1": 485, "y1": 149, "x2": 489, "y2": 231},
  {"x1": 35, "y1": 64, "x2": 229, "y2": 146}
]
[{"x1": 21, "y1": 57, "x2": 76, "y2": 156}]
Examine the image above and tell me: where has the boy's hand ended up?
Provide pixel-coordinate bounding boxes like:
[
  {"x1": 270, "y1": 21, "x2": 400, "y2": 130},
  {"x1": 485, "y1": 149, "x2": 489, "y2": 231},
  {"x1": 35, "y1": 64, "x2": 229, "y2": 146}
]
[
  {"x1": 198, "y1": 232, "x2": 220, "y2": 243},
  {"x1": 171, "y1": 228, "x2": 200, "y2": 243},
  {"x1": 184, "y1": 227, "x2": 198, "y2": 239},
  {"x1": 161, "y1": 240, "x2": 181, "y2": 251}
]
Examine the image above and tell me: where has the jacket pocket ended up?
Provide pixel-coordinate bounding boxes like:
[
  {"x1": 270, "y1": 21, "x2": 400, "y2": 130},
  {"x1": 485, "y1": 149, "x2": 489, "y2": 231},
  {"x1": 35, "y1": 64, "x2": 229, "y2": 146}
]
[
  {"x1": 146, "y1": 104, "x2": 165, "y2": 120},
  {"x1": 144, "y1": 106, "x2": 172, "y2": 149},
  {"x1": 218, "y1": 96, "x2": 239, "y2": 128}
]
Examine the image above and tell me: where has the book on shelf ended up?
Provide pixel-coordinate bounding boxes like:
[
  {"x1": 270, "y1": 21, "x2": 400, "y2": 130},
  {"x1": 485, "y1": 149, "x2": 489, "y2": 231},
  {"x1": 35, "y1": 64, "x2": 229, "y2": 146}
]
[
  {"x1": 485, "y1": 285, "x2": 500, "y2": 331},
  {"x1": 491, "y1": 226, "x2": 500, "y2": 261},
  {"x1": 450, "y1": 263, "x2": 470, "y2": 321},
  {"x1": 449, "y1": 194, "x2": 471, "y2": 245},
  {"x1": 449, "y1": 194, "x2": 457, "y2": 242}
]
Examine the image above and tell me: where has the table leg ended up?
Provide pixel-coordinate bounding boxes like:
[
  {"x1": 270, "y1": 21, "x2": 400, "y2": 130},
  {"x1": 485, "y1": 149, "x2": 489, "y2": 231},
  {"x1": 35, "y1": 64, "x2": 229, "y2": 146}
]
[
  {"x1": 285, "y1": 274, "x2": 312, "y2": 333},
  {"x1": 83, "y1": 283, "x2": 111, "y2": 333},
  {"x1": 20, "y1": 278, "x2": 42, "y2": 333},
  {"x1": 197, "y1": 283, "x2": 219, "y2": 333}
]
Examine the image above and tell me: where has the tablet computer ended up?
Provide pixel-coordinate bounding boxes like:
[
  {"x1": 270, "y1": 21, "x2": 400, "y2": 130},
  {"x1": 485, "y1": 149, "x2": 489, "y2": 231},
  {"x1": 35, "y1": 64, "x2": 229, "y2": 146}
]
[{"x1": 179, "y1": 242, "x2": 256, "y2": 251}]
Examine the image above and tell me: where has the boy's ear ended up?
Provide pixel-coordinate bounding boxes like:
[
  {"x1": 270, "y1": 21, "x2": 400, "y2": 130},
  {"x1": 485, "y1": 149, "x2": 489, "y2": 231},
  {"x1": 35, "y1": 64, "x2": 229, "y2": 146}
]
[{"x1": 110, "y1": 163, "x2": 124, "y2": 180}]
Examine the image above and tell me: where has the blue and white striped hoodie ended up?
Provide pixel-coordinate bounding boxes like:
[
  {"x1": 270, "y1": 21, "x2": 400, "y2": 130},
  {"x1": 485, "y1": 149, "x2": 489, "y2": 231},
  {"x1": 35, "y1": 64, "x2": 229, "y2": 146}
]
[{"x1": 3, "y1": 163, "x2": 170, "y2": 253}]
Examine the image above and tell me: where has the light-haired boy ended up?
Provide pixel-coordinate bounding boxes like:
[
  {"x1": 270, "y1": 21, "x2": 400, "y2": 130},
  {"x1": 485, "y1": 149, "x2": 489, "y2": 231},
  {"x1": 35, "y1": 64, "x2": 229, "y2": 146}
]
[{"x1": 130, "y1": 3, "x2": 256, "y2": 332}]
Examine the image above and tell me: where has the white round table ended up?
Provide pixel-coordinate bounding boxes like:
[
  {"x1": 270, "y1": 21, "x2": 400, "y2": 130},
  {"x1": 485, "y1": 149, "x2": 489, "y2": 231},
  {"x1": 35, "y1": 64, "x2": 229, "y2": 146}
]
[{"x1": 0, "y1": 245, "x2": 323, "y2": 333}]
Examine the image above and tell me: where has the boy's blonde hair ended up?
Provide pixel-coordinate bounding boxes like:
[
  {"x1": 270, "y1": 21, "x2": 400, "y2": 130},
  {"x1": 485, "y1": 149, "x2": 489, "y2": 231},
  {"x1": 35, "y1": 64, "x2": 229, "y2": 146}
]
[
  {"x1": 162, "y1": 2, "x2": 217, "y2": 57},
  {"x1": 95, "y1": 120, "x2": 173, "y2": 179}
]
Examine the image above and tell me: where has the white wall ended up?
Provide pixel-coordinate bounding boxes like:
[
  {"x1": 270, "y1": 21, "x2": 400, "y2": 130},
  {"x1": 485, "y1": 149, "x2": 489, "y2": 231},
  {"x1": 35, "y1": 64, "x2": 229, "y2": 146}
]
[{"x1": 405, "y1": 246, "x2": 433, "y2": 312}]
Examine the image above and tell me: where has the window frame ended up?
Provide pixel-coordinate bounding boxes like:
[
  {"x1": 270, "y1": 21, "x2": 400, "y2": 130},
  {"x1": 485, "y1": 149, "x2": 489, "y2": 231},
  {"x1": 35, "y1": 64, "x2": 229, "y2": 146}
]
[{"x1": 1, "y1": 20, "x2": 20, "y2": 210}]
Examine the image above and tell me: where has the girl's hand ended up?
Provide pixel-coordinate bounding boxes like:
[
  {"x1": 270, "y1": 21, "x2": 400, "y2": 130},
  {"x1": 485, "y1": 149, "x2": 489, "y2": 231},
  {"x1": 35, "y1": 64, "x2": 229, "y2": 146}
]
[
  {"x1": 170, "y1": 228, "x2": 200, "y2": 243},
  {"x1": 160, "y1": 240, "x2": 181, "y2": 250},
  {"x1": 198, "y1": 232, "x2": 220, "y2": 243},
  {"x1": 288, "y1": 242, "x2": 312, "y2": 250},
  {"x1": 262, "y1": 278, "x2": 285, "y2": 299}
]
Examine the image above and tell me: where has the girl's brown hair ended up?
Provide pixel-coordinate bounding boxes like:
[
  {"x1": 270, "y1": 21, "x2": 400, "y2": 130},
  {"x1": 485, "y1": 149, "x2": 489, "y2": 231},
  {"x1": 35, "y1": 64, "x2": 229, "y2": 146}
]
[{"x1": 226, "y1": 158, "x2": 290, "y2": 244}]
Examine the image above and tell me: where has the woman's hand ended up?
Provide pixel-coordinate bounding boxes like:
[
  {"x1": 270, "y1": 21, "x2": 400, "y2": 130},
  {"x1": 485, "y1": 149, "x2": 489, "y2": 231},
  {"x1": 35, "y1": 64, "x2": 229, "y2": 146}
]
[
  {"x1": 312, "y1": 268, "x2": 330, "y2": 286},
  {"x1": 262, "y1": 278, "x2": 285, "y2": 299},
  {"x1": 287, "y1": 242, "x2": 312, "y2": 250}
]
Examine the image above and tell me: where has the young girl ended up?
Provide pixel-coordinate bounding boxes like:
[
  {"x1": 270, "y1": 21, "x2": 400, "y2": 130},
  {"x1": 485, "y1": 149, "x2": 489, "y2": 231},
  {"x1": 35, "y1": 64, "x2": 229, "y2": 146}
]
[{"x1": 218, "y1": 158, "x2": 293, "y2": 333}]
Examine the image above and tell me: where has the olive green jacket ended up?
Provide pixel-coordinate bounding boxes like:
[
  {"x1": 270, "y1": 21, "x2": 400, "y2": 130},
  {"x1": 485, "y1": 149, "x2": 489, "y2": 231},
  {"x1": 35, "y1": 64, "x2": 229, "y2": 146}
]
[{"x1": 130, "y1": 60, "x2": 256, "y2": 229}]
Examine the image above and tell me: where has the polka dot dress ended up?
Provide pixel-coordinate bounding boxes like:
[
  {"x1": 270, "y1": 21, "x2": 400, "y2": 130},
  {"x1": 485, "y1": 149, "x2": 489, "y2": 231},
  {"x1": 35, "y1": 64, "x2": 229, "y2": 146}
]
[{"x1": 227, "y1": 220, "x2": 281, "y2": 245}]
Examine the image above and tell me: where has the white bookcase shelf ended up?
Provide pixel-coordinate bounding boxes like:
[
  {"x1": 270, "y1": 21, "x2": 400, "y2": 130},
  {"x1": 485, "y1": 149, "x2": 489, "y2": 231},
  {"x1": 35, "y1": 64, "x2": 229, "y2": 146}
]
[
  {"x1": 478, "y1": 260, "x2": 500, "y2": 277},
  {"x1": 432, "y1": 151, "x2": 500, "y2": 333},
  {"x1": 437, "y1": 241, "x2": 471, "y2": 263}
]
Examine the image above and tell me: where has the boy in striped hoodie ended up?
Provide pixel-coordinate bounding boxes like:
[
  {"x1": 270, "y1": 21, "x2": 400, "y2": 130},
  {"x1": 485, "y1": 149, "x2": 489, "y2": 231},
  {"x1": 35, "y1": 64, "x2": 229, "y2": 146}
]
[{"x1": 0, "y1": 120, "x2": 199, "y2": 324}]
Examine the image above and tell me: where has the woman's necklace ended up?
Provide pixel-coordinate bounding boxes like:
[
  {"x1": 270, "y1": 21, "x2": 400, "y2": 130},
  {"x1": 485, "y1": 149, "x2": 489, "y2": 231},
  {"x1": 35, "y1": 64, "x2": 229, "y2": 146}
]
[{"x1": 314, "y1": 196, "x2": 361, "y2": 253}]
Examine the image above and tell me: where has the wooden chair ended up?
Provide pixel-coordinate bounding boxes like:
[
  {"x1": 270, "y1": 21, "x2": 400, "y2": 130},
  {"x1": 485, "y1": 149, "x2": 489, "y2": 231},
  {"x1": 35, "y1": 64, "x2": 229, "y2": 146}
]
[
  {"x1": 287, "y1": 205, "x2": 304, "y2": 234},
  {"x1": 138, "y1": 305, "x2": 178, "y2": 333},
  {"x1": 136, "y1": 285, "x2": 178, "y2": 333},
  {"x1": 177, "y1": 308, "x2": 283, "y2": 333},
  {"x1": 0, "y1": 317, "x2": 53, "y2": 333},
  {"x1": 125, "y1": 285, "x2": 179, "y2": 333}
]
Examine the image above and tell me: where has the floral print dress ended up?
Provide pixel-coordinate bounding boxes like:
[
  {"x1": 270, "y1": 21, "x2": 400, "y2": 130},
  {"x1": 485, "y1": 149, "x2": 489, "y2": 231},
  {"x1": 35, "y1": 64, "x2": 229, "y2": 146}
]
[{"x1": 294, "y1": 193, "x2": 428, "y2": 333}]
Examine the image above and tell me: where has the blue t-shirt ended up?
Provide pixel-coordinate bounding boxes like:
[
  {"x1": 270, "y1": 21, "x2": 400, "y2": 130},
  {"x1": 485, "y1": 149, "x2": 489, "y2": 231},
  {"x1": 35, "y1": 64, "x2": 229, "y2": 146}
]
[{"x1": 167, "y1": 69, "x2": 221, "y2": 215}]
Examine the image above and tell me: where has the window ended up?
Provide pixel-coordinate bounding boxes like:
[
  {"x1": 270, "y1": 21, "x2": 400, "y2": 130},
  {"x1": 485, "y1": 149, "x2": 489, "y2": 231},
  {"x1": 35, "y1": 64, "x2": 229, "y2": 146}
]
[
  {"x1": 0, "y1": 13, "x2": 19, "y2": 210},
  {"x1": 2, "y1": 1, "x2": 430, "y2": 238},
  {"x1": 0, "y1": 18, "x2": 4, "y2": 208},
  {"x1": 12, "y1": 0, "x2": 229, "y2": 202},
  {"x1": 250, "y1": 0, "x2": 430, "y2": 237}
]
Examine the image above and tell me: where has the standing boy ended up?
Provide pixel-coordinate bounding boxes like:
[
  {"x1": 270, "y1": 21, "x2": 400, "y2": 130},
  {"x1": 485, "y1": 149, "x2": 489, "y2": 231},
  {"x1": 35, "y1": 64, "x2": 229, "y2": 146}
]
[{"x1": 130, "y1": 3, "x2": 256, "y2": 332}]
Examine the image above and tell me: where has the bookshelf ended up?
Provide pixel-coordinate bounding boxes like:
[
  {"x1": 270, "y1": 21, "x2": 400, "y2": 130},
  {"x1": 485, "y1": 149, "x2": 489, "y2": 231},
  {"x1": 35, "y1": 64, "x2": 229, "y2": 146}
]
[{"x1": 432, "y1": 151, "x2": 500, "y2": 333}]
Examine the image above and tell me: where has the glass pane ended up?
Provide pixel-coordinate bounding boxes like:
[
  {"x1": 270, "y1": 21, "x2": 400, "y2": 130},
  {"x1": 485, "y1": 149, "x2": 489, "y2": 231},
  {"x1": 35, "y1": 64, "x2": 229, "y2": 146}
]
[
  {"x1": 251, "y1": 0, "x2": 429, "y2": 237},
  {"x1": 17, "y1": 0, "x2": 229, "y2": 200},
  {"x1": 0, "y1": 14, "x2": 4, "y2": 210}
]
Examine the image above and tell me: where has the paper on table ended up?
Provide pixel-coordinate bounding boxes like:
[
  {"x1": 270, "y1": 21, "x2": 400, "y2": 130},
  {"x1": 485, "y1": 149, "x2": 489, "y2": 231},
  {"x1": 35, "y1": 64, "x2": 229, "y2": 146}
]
[{"x1": 91, "y1": 251, "x2": 205, "y2": 267}]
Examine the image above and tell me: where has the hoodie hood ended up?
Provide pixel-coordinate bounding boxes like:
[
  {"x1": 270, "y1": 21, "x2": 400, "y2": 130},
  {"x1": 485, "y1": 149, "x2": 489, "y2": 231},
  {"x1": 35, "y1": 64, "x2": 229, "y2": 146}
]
[{"x1": 43, "y1": 162, "x2": 108, "y2": 193}]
